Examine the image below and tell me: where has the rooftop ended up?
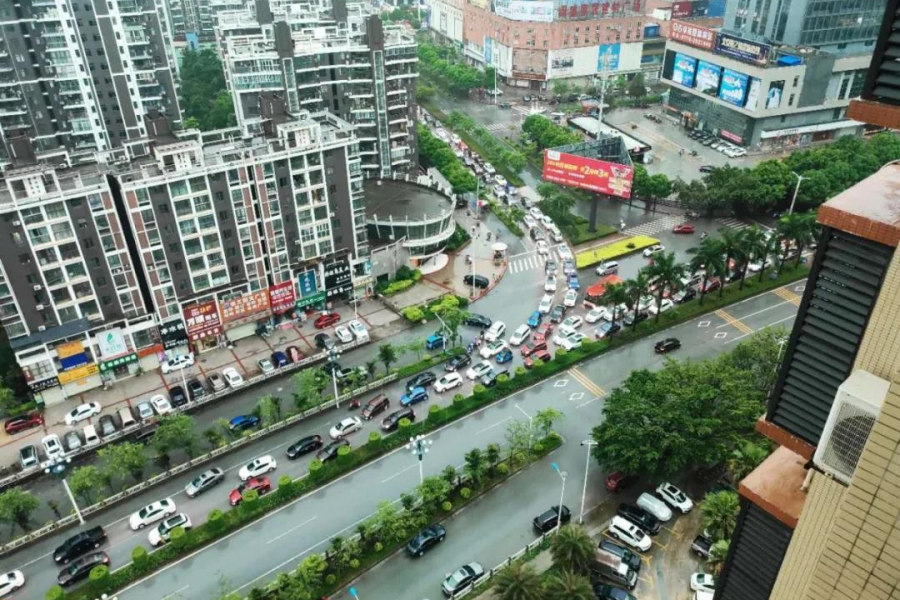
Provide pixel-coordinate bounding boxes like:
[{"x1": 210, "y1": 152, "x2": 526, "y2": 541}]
[
  {"x1": 739, "y1": 445, "x2": 809, "y2": 528},
  {"x1": 364, "y1": 180, "x2": 453, "y2": 222},
  {"x1": 817, "y1": 163, "x2": 900, "y2": 248}
]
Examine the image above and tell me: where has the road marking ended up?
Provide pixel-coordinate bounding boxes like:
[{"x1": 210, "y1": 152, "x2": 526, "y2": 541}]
[
  {"x1": 569, "y1": 392, "x2": 585, "y2": 402},
  {"x1": 725, "y1": 314, "x2": 796, "y2": 344},
  {"x1": 569, "y1": 367, "x2": 605, "y2": 397},
  {"x1": 576, "y1": 397, "x2": 601, "y2": 409},
  {"x1": 773, "y1": 286, "x2": 802, "y2": 306},
  {"x1": 160, "y1": 585, "x2": 190, "y2": 600},
  {"x1": 714, "y1": 309, "x2": 753, "y2": 335},
  {"x1": 553, "y1": 378, "x2": 569, "y2": 388},
  {"x1": 476, "y1": 416, "x2": 512, "y2": 434},
  {"x1": 715, "y1": 332, "x2": 728, "y2": 339},
  {"x1": 381, "y1": 463, "x2": 417, "y2": 483},
  {"x1": 267, "y1": 516, "x2": 318, "y2": 544},
  {"x1": 698, "y1": 320, "x2": 711, "y2": 328},
  {"x1": 714, "y1": 298, "x2": 790, "y2": 327}
]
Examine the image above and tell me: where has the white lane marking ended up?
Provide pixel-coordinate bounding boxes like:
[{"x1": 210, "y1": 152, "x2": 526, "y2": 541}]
[
  {"x1": 381, "y1": 463, "x2": 417, "y2": 483},
  {"x1": 576, "y1": 397, "x2": 601, "y2": 409},
  {"x1": 266, "y1": 516, "x2": 318, "y2": 545},
  {"x1": 725, "y1": 314, "x2": 795, "y2": 344},
  {"x1": 515, "y1": 404, "x2": 532, "y2": 420},
  {"x1": 714, "y1": 299, "x2": 790, "y2": 328},
  {"x1": 160, "y1": 585, "x2": 189, "y2": 600},
  {"x1": 476, "y1": 416, "x2": 511, "y2": 435}
]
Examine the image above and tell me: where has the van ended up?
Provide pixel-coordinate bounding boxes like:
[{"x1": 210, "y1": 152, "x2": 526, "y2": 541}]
[
  {"x1": 596, "y1": 261, "x2": 620, "y2": 276},
  {"x1": 82, "y1": 424, "x2": 100, "y2": 448},
  {"x1": 591, "y1": 548, "x2": 638, "y2": 589},
  {"x1": 118, "y1": 407, "x2": 136, "y2": 429}
]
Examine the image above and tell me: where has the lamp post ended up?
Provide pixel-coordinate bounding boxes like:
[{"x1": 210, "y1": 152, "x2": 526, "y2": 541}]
[
  {"x1": 493, "y1": 68, "x2": 498, "y2": 105},
  {"x1": 44, "y1": 456, "x2": 84, "y2": 526},
  {"x1": 407, "y1": 434, "x2": 432, "y2": 484},
  {"x1": 579, "y1": 440, "x2": 598, "y2": 524},
  {"x1": 788, "y1": 172, "x2": 805, "y2": 215},
  {"x1": 515, "y1": 404, "x2": 534, "y2": 450},
  {"x1": 551, "y1": 462, "x2": 567, "y2": 533},
  {"x1": 328, "y1": 345, "x2": 342, "y2": 409},
  {"x1": 349, "y1": 587, "x2": 360, "y2": 600}
]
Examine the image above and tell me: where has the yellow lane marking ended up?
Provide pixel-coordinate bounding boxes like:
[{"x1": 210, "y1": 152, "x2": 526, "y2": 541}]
[
  {"x1": 773, "y1": 287, "x2": 802, "y2": 306},
  {"x1": 569, "y1": 367, "x2": 605, "y2": 397},
  {"x1": 714, "y1": 309, "x2": 754, "y2": 335}
]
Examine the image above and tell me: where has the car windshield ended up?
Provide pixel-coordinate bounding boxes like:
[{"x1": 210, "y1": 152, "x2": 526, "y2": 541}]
[{"x1": 447, "y1": 570, "x2": 466, "y2": 587}]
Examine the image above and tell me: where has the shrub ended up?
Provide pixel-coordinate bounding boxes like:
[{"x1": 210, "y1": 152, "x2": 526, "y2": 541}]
[
  {"x1": 555, "y1": 348, "x2": 568, "y2": 360},
  {"x1": 170, "y1": 526, "x2": 188, "y2": 550},
  {"x1": 442, "y1": 501, "x2": 453, "y2": 512},
  {"x1": 532, "y1": 358, "x2": 545, "y2": 369},
  {"x1": 403, "y1": 307, "x2": 425, "y2": 322},
  {"x1": 242, "y1": 489, "x2": 260, "y2": 508},
  {"x1": 453, "y1": 393, "x2": 466, "y2": 407},
  {"x1": 460, "y1": 487, "x2": 471, "y2": 499},
  {"x1": 383, "y1": 279, "x2": 415, "y2": 295},
  {"x1": 428, "y1": 404, "x2": 443, "y2": 423},
  {"x1": 374, "y1": 541, "x2": 384, "y2": 552},
  {"x1": 131, "y1": 545, "x2": 149, "y2": 571},
  {"x1": 398, "y1": 418, "x2": 412, "y2": 433},
  {"x1": 207, "y1": 509, "x2": 225, "y2": 533},
  {"x1": 350, "y1": 558, "x2": 361, "y2": 569},
  {"x1": 88, "y1": 565, "x2": 110, "y2": 595},
  {"x1": 515, "y1": 366, "x2": 527, "y2": 378},
  {"x1": 308, "y1": 459, "x2": 324, "y2": 481},
  {"x1": 277, "y1": 475, "x2": 295, "y2": 498},
  {"x1": 337, "y1": 444, "x2": 353, "y2": 466},
  {"x1": 368, "y1": 431, "x2": 382, "y2": 447},
  {"x1": 326, "y1": 574, "x2": 337, "y2": 585},
  {"x1": 533, "y1": 442, "x2": 544, "y2": 454},
  {"x1": 46, "y1": 586, "x2": 65, "y2": 600},
  {"x1": 497, "y1": 463, "x2": 509, "y2": 475}
]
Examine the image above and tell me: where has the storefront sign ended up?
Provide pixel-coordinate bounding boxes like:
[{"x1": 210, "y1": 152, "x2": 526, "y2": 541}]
[
  {"x1": 184, "y1": 301, "x2": 223, "y2": 341},
  {"x1": 298, "y1": 270, "x2": 319, "y2": 299},
  {"x1": 543, "y1": 150, "x2": 633, "y2": 199},
  {"x1": 324, "y1": 258, "x2": 353, "y2": 299},
  {"x1": 494, "y1": 0, "x2": 555, "y2": 22},
  {"x1": 715, "y1": 32, "x2": 771, "y2": 66},
  {"x1": 57, "y1": 341, "x2": 84, "y2": 360},
  {"x1": 58, "y1": 363, "x2": 99, "y2": 385},
  {"x1": 60, "y1": 353, "x2": 89, "y2": 371},
  {"x1": 670, "y1": 21, "x2": 716, "y2": 51},
  {"x1": 672, "y1": 1, "x2": 693, "y2": 17},
  {"x1": 100, "y1": 353, "x2": 138, "y2": 373},
  {"x1": 97, "y1": 328, "x2": 129, "y2": 359},
  {"x1": 30, "y1": 376, "x2": 59, "y2": 392},
  {"x1": 269, "y1": 281, "x2": 296, "y2": 314},
  {"x1": 296, "y1": 291, "x2": 326, "y2": 310},
  {"x1": 597, "y1": 43, "x2": 621, "y2": 71},
  {"x1": 159, "y1": 319, "x2": 189, "y2": 350},
  {"x1": 720, "y1": 129, "x2": 744, "y2": 143},
  {"x1": 220, "y1": 290, "x2": 270, "y2": 324}
]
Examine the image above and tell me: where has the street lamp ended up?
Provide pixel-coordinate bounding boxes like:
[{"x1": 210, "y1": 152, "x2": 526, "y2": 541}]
[
  {"x1": 44, "y1": 456, "x2": 84, "y2": 526},
  {"x1": 407, "y1": 434, "x2": 433, "y2": 484},
  {"x1": 515, "y1": 404, "x2": 534, "y2": 450},
  {"x1": 579, "y1": 440, "x2": 598, "y2": 524},
  {"x1": 328, "y1": 345, "x2": 342, "y2": 409},
  {"x1": 349, "y1": 587, "x2": 360, "y2": 600},
  {"x1": 550, "y1": 462, "x2": 567, "y2": 533},
  {"x1": 788, "y1": 172, "x2": 805, "y2": 215}
]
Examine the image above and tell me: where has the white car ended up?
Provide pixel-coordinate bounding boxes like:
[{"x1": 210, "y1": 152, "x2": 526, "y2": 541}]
[
  {"x1": 643, "y1": 244, "x2": 665, "y2": 258},
  {"x1": 239, "y1": 455, "x2": 277, "y2": 481},
  {"x1": 484, "y1": 321, "x2": 506, "y2": 343},
  {"x1": 523, "y1": 215, "x2": 537, "y2": 229},
  {"x1": 552, "y1": 325, "x2": 578, "y2": 345},
  {"x1": 748, "y1": 258, "x2": 773, "y2": 272},
  {"x1": 64, "y1": 402, "x2": 101, "y2": 426},
  {"x1": 637, "y1": 492, "x2": 673, "y2": 522},
  {"x1": 160, "y1": 353, "x2": 195, "y2": 374},
  {"x1": 536, "y1": 240, "x2": 550, "y2": 255},
  {"x1": 509, "y1": 325, "x2": 531, "y2": 346},
  {"x1": 222, "y1": 367, "x2": 244, "y2": 388},
  {"x1": 480, "y1": 340, "x2": 509, "y2": 358},
  {"x1": 563, "y1": 289, "x2": 578, "y2": 308},
  {"x1": 495, "y1": 175, "x2": 507, "y2": 187},
  {"x1": 538, "y1": 295, "x2": 553, "y2": 314},
  {"x1": 129, "y1": 498, "x2": 176, "y2": 530},
  {"x1": 41, "y1": 434, "x2": 64, "y2": 460},
  {"x1": 529, "y1": 207, "x2": 544, "y2": 220},
  {"x1": 434, "y1": 372, "x2": 463, "y2": 392},
  {"x1": 258, "y1": 358, "x2": 275, "y2": 375},
  {"x1": 586, "y1": 306, "x2": 612, "y2": 324},
  {"x1": 561, "y1": 315, "x2": 583, "y2": 330},
  {"x1": 557, "y1": 244, "x2": 573, "y2": 261},
  {"x1": 148, "y1": 513, "x2": 192, "y2": 547},
  {"x1": 0, "y1": 571, "x2": 25, "y2": 596},
  {"x1": 149, "y1": 394, "x2": 173, "y2": 415},
  {"x1": 466, "y1": 360, "x2": 494, "y2": 380},
  {"x1": 637, "y1": 295, "x2": 656, "y2": 312},
  {"x1": 608, "y1": 515, "x2": 652, "y2": 552},
  {"x1": 648, "y1": 298, "x2": 674, "y2": 315},
  {"x1": 329, "y1": 416, "x2": 363, "y2": 440},
  {"x1": 541, "y1": 215, "x2": 554, "y2": 228},
  {"x1": 596, "y1": 261, "x2": 619, "y2": 276},
  {"x1": 484, "y1": 163, "x2": 496, "y2": 175},
  {"x1": 656, "y1": 482, "x2": 694, "y2": 513},
  {"x1": 334, "y1": 325, "x2": 354, "y2": 344},
  {"x1": 136, "y1": 401, "x2": 154, "y2": 420},
  {"x1": 691, "y1": 573, "x2": 716, "y2": 593},
  {"x1": 348, "y1": 319, "x2": 369, "y2": 342},
  {"x1": 544, "y1": 275, "x2": 557, "y2": 293},
  {"x1": 558, "y1": 332, "x2": 587, "y2": 351}
]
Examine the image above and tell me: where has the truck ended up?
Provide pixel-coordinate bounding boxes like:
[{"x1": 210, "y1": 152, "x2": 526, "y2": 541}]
[{"x1": 591, "y1": 548, "x2": 638, "y2": 590}]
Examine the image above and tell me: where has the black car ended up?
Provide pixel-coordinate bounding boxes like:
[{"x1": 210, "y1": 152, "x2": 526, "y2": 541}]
[
  {"x1": 187, "y1": 378, "x2": 206, "y2": 401},
  {"x1": 616, "y1": 503, "x2": 660, "y2": 535},
  {"x1": 480, "y1": 368, "x2": 509, "y2": 388},
  {"x1": 654, "y1": 338, "x2": 681, "y2": 354},
  {"x1": 58, "y1": 551, "x2": 109, "y2": 587},
  {"x1": 445, "y1": 353, "x2": 472, "y2": 371},
  {"x1": 598, "y1": 540, "x2": 642, "y2": 572},
  {"x1": 132, "y1": 423, "x2": 158, "y2": 444},
  {"x1": 464, "y1": 314, "x2": 492, "y2": 328},
  {"x1": 406, "y1": 523, "x2": 447, "y2": 557},
  {"x1": 673, "y1": 287, "x2": 697, "y2": 304},
  {"x1": 361, "y1": 395, "x2": 390, "y2": 420},
  {"x1": 699, "y1": 165, "x2": 715, "y2": 173},
  {"x1": 169, "y1": 385, "x2": 188, "y2": 408},
  {"x1": 316, "y1": 438, "x2": 350, "y2": 462},
  {"x1": 692, "y1": 534, "x2": 713, "y2": 558},
  {"x1": 593, "y1": 584, "x2": 636, "y2": 600},
  {"x1": 549, "y1": 305, "x2": 566, "y2": 323},
  {"x1": 463, "y1": 274, "x2": 490, "y2": 289},
  {"x1": 529, "y1": 227, "x2": 546, "y2": 241},
  {"x1": 623, "y1": 311, "x2": 649, "y2": 327},
  {"x1": 54, "y1": 527, "x2": 107, "y2": 564},
  {"x1": 314, "y1": 333, "x2": 334, "y2": 350},
  {"x1": 287, "y1": 435, "x2": 324, "y2": 459},
  {"x1": 533, "y1": 505, "x2": 571, "y2": 533},
  {"x1": 407, "y1": 371, "x2": 436, "y2": 392},
  {"x1": 381, "y1": 407, "x2": 416, "y2": 432}
]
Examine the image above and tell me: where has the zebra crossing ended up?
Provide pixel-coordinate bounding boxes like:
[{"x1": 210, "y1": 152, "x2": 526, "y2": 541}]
[
  {"x1": 484, "y1": 123, "x2": 508, "y2": 132},
  {"x1": 508, "y1": 252, "x2": 544, "y2": 274},
  {"x1": 623, "y1": 214, "x2": 686, "y2": 237},
  {"x1": 715, "y1": 217, "x2": 753, "y2": 231}
]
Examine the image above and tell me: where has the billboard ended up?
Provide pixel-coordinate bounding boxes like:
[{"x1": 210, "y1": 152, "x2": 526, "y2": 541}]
[
  {"x1": 269, "y1": 281, "x2": 296, "y2": 314},
  {"x1": 484, "y1": 37, "x2": 492, "y2": 64},
  {"x1": 494, "y1": 0, "x2": 555, "y2": 22},
  {"x1": 672, "y1": 53, "x2": 697, "y2": 88},
  {"x1": 669, "y1": 21, "x2": 716, "y2": 51},
  {"x1": 597, "y1": 43, "x2": 621, "y2": 71},
  {"x1": 184, "y1": 300, "x2": 223, "y2": 341},
  {"x1": 766, "y1": 80, "x2": 784, "y2": 109},
  {"x1": 672, "y1": 1, "x2": 693, "y2": 17},
  {"x1": 159, "y1": 319, "x2": 189, "y2": 350},
  {"x1": 718, "y1": 68, "x2": 749, "y2": 107},
  {"x1": 324, "y1": 257, "x2": 353, "y2": 299},
  {"x1": 695, "y1": 60, "x2": 722, "y2": 96},
  {"x1": 746, "y1": 77, "x2": 762, "y2": 110},
  {"x1": 220, "y1": 290, "x2": 270, "y2": 324},
  {"x1": 693, "y1": 0, "x2": 710, "y2": 16},
  {"x1": 543, "y1": 150, "x2": 633, "y2": 198},
  {"x1": 715, "y1": 32, "x2": 771, "y2": 66},
  {"x1": 97, "y1": 328, "x2": 129, "y2": 359}
]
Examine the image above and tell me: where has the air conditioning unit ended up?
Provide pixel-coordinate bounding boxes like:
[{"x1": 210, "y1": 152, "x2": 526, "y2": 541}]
[
  {"x1": 814, "y1": 370, "x2": 890, "y2": 485},
  {"x1": 12, "y1": 220, "x2": 20, "y2": 227},
  {"x1": 35, "y1": 304, "x2": 44, "y2": 310},
  {"x1": 38, "y1": 325, "x2": 46, "y2": 332}
]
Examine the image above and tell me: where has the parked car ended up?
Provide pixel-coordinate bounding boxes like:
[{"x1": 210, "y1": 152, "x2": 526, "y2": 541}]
[
  {"x1": 348, "y1": 319, "x2": 369, "y2": 342},
  {"x1": 315, "y1": 333, "x2": 334, "y2": 350},
  {"x1": 316, "y1": 439, "x2": 350, "y2": 462},
  {"x1": 329, "y1": 416, "x2": 362, "y2": 440},
  {"x1": 691, "y1": 534, "x2": 712, "y2": 558},
  {"x1": 481, "y1": 368, "x2": 509, "y2": 388},
  {"x1": 160, "y1": 353, "x2": 195, "y2": 374},
  {"x1": 637, "y1": 492, "x2": 673, "y2": 522},
  {"x1": 169, "y1": 385, "x2": 188, "y2": 408},
  {"x1": 656, "y1": 482, "x2": 694, "y2": 513},
  {"x1": 222, "y1": 367, "x2": 245, "y2": 388},
  {"x1": 563, "y1": 289, "x2": 578, "y2": 308},
  {"x1": 616, "y1": 503, "x2": 661, "y2": 535},
  {"x1": 691, "y1": 573, "x2": 716, "y2": 593},
  {"x1": 596, "y1": 261, "x2": 619, "y2": 276},
  {"x1": 599, "y1": 539, "x2": 642, "y2": 572},
  {"x1": 361, "y1": 395, "x2": 390, "y2": 420},
  {"x1": 64, "y1": 402, "x2": 102, "y2": 426},
  {"x1": 407, "y1": 371, "x2": 437, "y2": 391},
  {"x1": 533, "y1": 505, "x2": 571, "y2": 533},
  {"x1": 533, "y1": 322, "x2": 553, "y2": 342},
  {"x1": 129, "y1": 498, "x2": 176, "y2": 530},
  {"x1": 526, "y1": 311, "x2": 543, "y2": 328},
  {"x1": 271, "y1": 351, "x2": 289, "y2": 368},
  {"x1": 0, "y1": 570, "x2": 24, "y2": 596},
  {"x1": 185, "y1": 468, "x2": 226, "y2": 498},
  {"x1": 334, "y1": 325, "x2": 354, "y2": 344},
  {"x1": 442, "y1": 562, "x2": 485, "y2": 597},
  {"x1": 208, "y1": 373, "x2": 226, "y2": 392},
  {"x1": 464, "y1": 313, "x2": 492, "y2": 328},
  {"x1": 544, "y1": 275, "x2": 557, "y2": 293},
  {"x1": 520, "y1": 340, "x2": 548, "y2": 357},
  {"x1": 654, "y1": 338, "x2": 681, "y2": 354},
  {"x1": 549, "y1": 305, "x2": 566, "y2": 323},
  {"x1": 480, "y1": 340, "x2": 509, "y2": 359},
  {"x1": 54, "y1": 526, "x2": 107, "y2": 564},
  {"x1": 426, "y1": 333, "x2": 448, "y2": 350},
  {"x1": 673, "y1": 287, "x2": 697, "y2": 304},
  {"x1": 381, "y1": 407, "x2": 416, "y2": 432},
  {"x1": 463, "y1": 274, "x2": 490, "y2": 289},
  {"x1": 400, "y1": 386, "x2": 429, "y2": 407},
  {"x1": 538, "y1": 295, "x2": 553, "y2": 314},
  {"x1": 406, "y1": 523, "x2": 447, "y2": 557},
  {"x1": 19, "y1": 444, "x2": 38, "y2": 469},
  {"x1": 239, "y1": 455, "x2": 277, "y2": 481},
  {"x1": 286, "y1": 435, "x2": 324, "y2": 459},
  {"x1": 229, "y1": 476, "x2": 271, "y2": 506},
  {"x1": 495, "y1": 348, "x2": 513, "y2": 364},
  {"x1": 623, "y1": 311, "x2": 649, "y2": 327},
  {"x1": 435, "y1": 372, "x2": 464, "y2": 393},
  {"x1": 229, "y1": 415, "x2": 260, "y2": 432},
  {"x1": 63, "y1": 431, "x2": 83, "y2": 452},
  {"x1": 57, "y1": 552, "x2": 109, "y2": 587},
  {"x1": 445, "y1": 353, "x2": 471, "y2": 371},
  {"x1": 643, "y1": 244, "x2": 665, "y2": 258},
  {"x1": 187, "y1": 379, "x2": 206, "y2": 401},
  {"x1": 608, "y1": 516, "x2": 652, "y2": 552},
  {"x1": 4, "y1": 412, "x2": 44, "y2": 435},
  {"x1": 509, "y1": 324, "x2": 531, "y2": 346},
  {"x1": 593, "y1": 584, "x2": 637, "y2": 600},
  {"x1": 314, "y1": 312, "x2": 341, "y2": 329},
  {"x1": 605, "y1": 471, "x2": 637, "y2": 492},
  {"x1": 42, "y1": 434, "x2": 64, "y2": 460},
  {"x1": 258, "y1": 358, "x2": 275, "y2": 375},
  {"x1": 98, "y1": 415, "x2": 117, "y2": 437},
  {"x1": 485, "y1": 321, "x2": 506, "y2": 342},
  {"x1": 466, "y1": 360, "x2": 494, "y2": 380}
]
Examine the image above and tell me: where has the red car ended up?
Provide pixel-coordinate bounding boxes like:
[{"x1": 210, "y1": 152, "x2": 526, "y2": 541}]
[
  {"x1": 532, "y1": 323, "x2": 554, "y2": 343},
  {"x1": 605, "y1": 471, "x2": 638, "y2": 492},
  {"x1": 229, "y1": 476, "x2": 271, "y2": 506},
  {"x1": 701, "y1": 278, "x2": 722, "y2": 294},
  {"x1": 672, "y1": 224, "x2": 695, "y2": 234},
  {"x1": 521, "y1": 340, "x2": 548, "y2": 357},
  {"x1": 523, "y1": 348, "x2": 552, "y2": 368},
  {"x1": 4, "y1": 412, "x2": 44, "y2": 435},
  {"x1": 314, "y1": 312, "x2": 341, "y2": 329}
]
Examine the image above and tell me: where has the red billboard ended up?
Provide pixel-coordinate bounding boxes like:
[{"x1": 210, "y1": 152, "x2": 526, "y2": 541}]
[
  {"x1": 543, "y1": 150, "x2": 633, "y2": 198},
  {"x1": 184, "y1": 301, "x2": 223, "y2": 341},
  {"x1": 669, "y1": 20, "x2": 717, "y2": 51},
  {"x1": 671, "y1": 1, "x2": 693, "y2": 17},
  {"x1": 268, "y1": 281, "x2": 296, "y2": 314},
  {"x1": 220, "y1": 290, "x2": 270, "y2": 324}
]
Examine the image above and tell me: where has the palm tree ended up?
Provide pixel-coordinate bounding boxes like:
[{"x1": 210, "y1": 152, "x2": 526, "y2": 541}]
[
  {"x1": 645, "y1": 252, "x2": 685, "y2": 321},
  {"x1": 493, "y1": 563, "x2": 544, "y2": 600},
  {"x1": 688, "y1": 238, "x2": 726, "y2": 305},
  {"x1": 543, "y1": 570, "x2": 594, "y2": 600},
  {"x1": 463, "y1": 448, "x2": 487, "y2": 486},
  {"x1": 708, "y1": 539, "x2": 731, "y2": 575},
  {"x1": 774, "y1": 212, "x2": 817, "y2": 270},
  {"x1": 739, "y1": 226, "x2": 767, "y2": 289},
  {"x1": 729, "y1": 440, "x2": 771, "y2": 481},
  {"x1": 599, "y1": 282, "x2": 629, "y2": 334},
  {"x1": 624, "y1": 270, "x2": 651, "y2": 331},
  {"x1": 716, "y1": 228, "x2": 745, "y2": 297},
  {"x1": 700, "y1": 490, "x2": 740, "y2": 541},
  {"x1": 550, "y1": 524, "x2": 595, "y2": 574}
]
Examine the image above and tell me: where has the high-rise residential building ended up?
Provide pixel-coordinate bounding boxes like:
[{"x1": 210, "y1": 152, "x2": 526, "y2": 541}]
[
  {"x1": 216, "y1": 0, "x2": 419, "y2": 178},
  {"x1": 0, "y1": 0, "x2": 180, "y2": 165}
]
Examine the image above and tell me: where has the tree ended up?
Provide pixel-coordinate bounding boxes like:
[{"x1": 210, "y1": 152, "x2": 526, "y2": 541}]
[
  {"x1": 552, "y1": 80, "x2": 571, "y2": 96},
  {"x1": 708, "y1": 539, "x2": 731, "y2": 574},
  {"x1": 405, "y1": 339, "x2": 427, "y2": 361},
  {"x1": 370, "y1": 500, "x2": 407, "y2": 544},
  {"x1": 292, "y1": 368, "x2": 323, "y2": 410},
  {"x1": 724, "y1": 327, "x2": 787, "y2": 392},
  {"x1": 0, "y1": 386, "x2": 18, "y2": 413},
  {"x1": 729, "y1": 440, "x2": 772, "y2": 481},
  {"x1": 365, "y1": 360, "x2": 378, "y2": 380},
  {"x1": 599, "y1": 282, "x2": 629, "y2": 330},
  {"x1": 431, "y1": 296, "x2": 467, "y2": 346},
  {"x1": 416, "y1": 83, "x2": 436, "y2": 102},
  {"x1": 645, "y1": 252, "x2": 684, "y2": 321},
  {"x1": 378, "y1": 343, "x2": 398, "y2": 374},
  {"x1": 257, "y1": 395, "x2": 282, "y2": 426},
  {"x1": 505, "y1": 419, "x2": 533, "y2": 457},
  {"x1": 441, "y1": 464, "x2": 460, "y2": 489},
  {"x1": 550, "y1": 524, "x2": 595, "y2": 574},
  {"x1": 701, "y1": 490, "x2": 740, "y2": 541},
  {"x1": 68, "y1": 465, "x2": 102, "y2": 506},
  {"x1": 534, "y1": 407, "x2": 563, "y2": 437},
  {"x1": 627, "y1": 72, "x2": 647, "y2": 98},
  {"x1": 152, "y1": 414, "x2": 199, "y2": 459},
  {"x1": 417, "y1": 476, "x2": 452, "y2": 513},
  {"x1": 739, "y1": 226, "x2": 768, "y2": 289},
  {"x1": 624, "y1": 270, "x2": 651, "y2": 330},
  {"x1": 543, "y1": 570, "x2": 594, "y2": 600},
  {"x1": 777, "y1": 212, "x2": 818, "y2": 268},
  {"x1": 179, "y1": 49, "x2": 236, "y2": 130},
  {"x1": 493, "y1": 563, "x2": 544, "y2": 600},
  {"x1": 463, "y1": 448, "x2": 487, "y2": 485},
  {"x1": 0, "y1": 487, "x2": 39, "y2": 533},
  {"x1": 688, "y1": 237, "x2": 726, "y2": 305},
  {"x1": 98, "y1": 441, "x2": 148, "y2": 483}
]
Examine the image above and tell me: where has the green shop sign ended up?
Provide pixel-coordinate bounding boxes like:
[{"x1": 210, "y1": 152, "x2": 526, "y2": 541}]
[
  {"x1": 100, "y1": 353, "x2": 138, "y2": 373},
  {"x1": 295, "y1": 291, "x2": 326, "y2": 310}
]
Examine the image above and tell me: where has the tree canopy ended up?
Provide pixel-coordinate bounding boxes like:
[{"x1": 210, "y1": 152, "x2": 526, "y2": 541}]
[{"x1": 179, "y1": 49, "x2": 236, "y2": 131}]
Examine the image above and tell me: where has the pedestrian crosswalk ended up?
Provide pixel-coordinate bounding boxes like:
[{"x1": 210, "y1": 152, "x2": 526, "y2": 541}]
[
  {"x1": 509, "y1": 253, "x2": 544, "y2": 273},
  {"x1": 484, "y1": 123, "x2": 508, "y2": 132},
  {"x1": 715, "y1": 217, "x2": 752, "y2": 231},
  {"x1": 623, "y1": 215, "x2": 686, "y2": 237}
]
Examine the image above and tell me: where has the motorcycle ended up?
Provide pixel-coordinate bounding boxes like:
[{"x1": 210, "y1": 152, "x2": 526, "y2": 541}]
[{"x1": 348, "y1": 399, "x2": 361, "y2": 411}]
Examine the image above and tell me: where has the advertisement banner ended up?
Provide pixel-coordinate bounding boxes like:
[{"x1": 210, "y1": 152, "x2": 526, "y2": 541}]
[
  {"x1": 695, "y1": 60, "x2": 722, "y2": 96},
  {"x1": 494, "y1": 0, "x2": 555, "y2": 22},
  {"x1": 159, "y1": 319, "x2": 189, "y2": 350},
  {"x1": 184, "y1": 301, "x2": 223, "y2": 341},
  {"x1": 543, "y1": 150, "x2": 633, "y2": 199},
  {"x1": 60, "y1": 353, "x2": 89, "y2": 371},
  {"x1": 29, "y1": 376, "x2": 59, "y2": 392},
  {"x1": 715, "y1": 32, "x2": 771, "y2": 66},
  {"x1": 597, "y1": 43, "x2": 621, "y2": 71},
  {"x1": 484, "y1": 37, "x2": 492, "y2": 65},
  {"x1": 57, "y1": 341, "x2": 84, "y2": 360},
  {"x1": 468, "y1": 0, "x2": 487, "y2": 8},
  {"x1": 672, "y1": 53, "x2": 697, "y2": 88},
  {"x1": 220, "y1": 290, "x2": 270, "y2": 324},
  {"x1": 296, "y1": 291, "x2": 326, "y2": 310},
  {"x1": 746, "y1": 77, "x2": 762, "y2": 110},
  {"x1": 269, "y1": 281, "x2": 296, "y2": 314},
  {"x1": 720, "y1": 130, "x2": 744, "y2": 144},
  {"x1": 324, "y1": 258, "x2": 353, "y2": 299},
  {"x1": 693, "y1": 0, "x2": 709, "y2": 16},
  {"x1": 718, "y1": 68, "x2": 749, "y2": 106},
  {"x1": 669, "y1": 21, "x2": 716, "y2": 51},
  {"x1": 298, "y1": 270, "x2": 319, "y2": 299},
  {"x1": 766, "y1": 80, "x2": 784, "y2": 109},
  {"x1": 550, "y1": 49, "x2": 575, "y2": 75},
  {"x1": 672, "y1": 1, "x2": 693, "y2": 17},
  {"x1": 97, "y1": 328, "x2": 129, "y2": 359},
  {"x1": 99, "y1": 353, "x2": 138, "y2": 373},
  {"x1": 58, "y1": 363, "x2": 99, "y2": 385}
]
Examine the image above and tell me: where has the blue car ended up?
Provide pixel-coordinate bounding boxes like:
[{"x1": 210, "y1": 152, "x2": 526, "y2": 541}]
[
  {"x1": 229, "y1": 415, "x2": 260, "y2": 432},
  {"x1": 527, "y1": 310, "x2": 543, "y2": 328},
  {"x1": 425, "y1": 334, "x2": 448, "y2": 350},
  {"x1": 567, "y1": 274, "x2": 580, "y2": 290},
  {"x1": 495, "y1": 348, "x2": 514, "y2": 364},
  {"x1": 400, "y1": 386, "x2": 429, "y2": 407},
  {"x1": 271, "y1": 351, "x2": 289, "y2": 367}
]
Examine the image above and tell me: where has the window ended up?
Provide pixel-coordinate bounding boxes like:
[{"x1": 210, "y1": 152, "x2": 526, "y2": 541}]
[{"x1": 788, "y1": 94, "x2": 795, "y2": 106}]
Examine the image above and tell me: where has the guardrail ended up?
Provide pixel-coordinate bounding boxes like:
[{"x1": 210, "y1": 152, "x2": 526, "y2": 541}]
[{"x1": 452, "y1": 529, "x2": 558, "y2": 599}]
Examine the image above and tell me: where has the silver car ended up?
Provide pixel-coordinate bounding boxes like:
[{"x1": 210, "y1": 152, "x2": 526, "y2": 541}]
[{"x1": 184, "y1": 467, "x2": 225, "y2": 498}]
